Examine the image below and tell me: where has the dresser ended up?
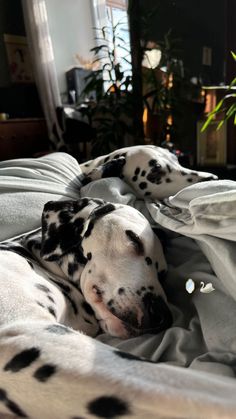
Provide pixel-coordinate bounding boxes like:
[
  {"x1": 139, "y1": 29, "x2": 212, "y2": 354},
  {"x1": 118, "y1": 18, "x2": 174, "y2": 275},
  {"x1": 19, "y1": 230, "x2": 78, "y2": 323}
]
[{"x1": 0, "y1": 118, "x2": 49, "y2": 161}]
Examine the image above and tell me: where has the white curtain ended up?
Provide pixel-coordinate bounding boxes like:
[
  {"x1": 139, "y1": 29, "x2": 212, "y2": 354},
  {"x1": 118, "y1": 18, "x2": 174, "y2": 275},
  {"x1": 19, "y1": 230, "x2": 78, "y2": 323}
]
[
  {"x1": 91, "y1": 0, "x2": 107, "y2": 33},
  {"x1": 21, "y1": 0, "x2": 65, "y2": 150}
]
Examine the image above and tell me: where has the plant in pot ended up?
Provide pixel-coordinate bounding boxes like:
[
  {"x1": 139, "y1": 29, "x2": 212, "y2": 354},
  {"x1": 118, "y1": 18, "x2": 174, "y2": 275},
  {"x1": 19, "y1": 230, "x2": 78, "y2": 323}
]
[{"x1": 79, "y1": 21, "x2": 134, "y2": 157}]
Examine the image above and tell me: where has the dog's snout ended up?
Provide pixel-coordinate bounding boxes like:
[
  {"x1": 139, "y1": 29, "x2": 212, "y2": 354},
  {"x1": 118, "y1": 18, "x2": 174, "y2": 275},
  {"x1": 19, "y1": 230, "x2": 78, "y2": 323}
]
[
  {"x1": 141, "y1": 293, "x2": 173, "y2": 332},
  {"x1": 105, "y1": 292, "x2": 172, "y2": 337}
]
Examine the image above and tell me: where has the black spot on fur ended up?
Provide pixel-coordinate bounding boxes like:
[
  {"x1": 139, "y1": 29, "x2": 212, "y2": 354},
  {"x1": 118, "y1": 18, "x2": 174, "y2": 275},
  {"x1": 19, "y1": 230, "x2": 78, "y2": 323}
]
[
  {"x1": 148, "y1": 159, "x2": 157, "y2": 167},
  {"x1": 47, "y1": 295, "x2": 55, "y2": 304},
  {"x1": 101, "y1": 157, "x2": 126, "y2": 178},
  {"x1": 165, "y1": 178, "x2": 172, "y2": 183},
  {"x1": 4, "y1": 348, "x2": 40, "y2": 372},
  {"x1": 59, "y1": 210, "x2": 72, "y2": 224},
  {"x1": 0, "y1": 389, "x2": 7, "y2": 400},
  {"x1": 147, "y1": 163, "x2": 165, "y2": 184},
  {"x1": 74, "y1": 248, "x2": 87, "y2": 265},
  {"x1": 145, "y1": 257, "x2": 152, "y2": 265},
  {"x1": 180, "y1": 171, "x2": 187, "y2": 176},
  {"x1": 134, "y1": 167, "x2": 140, "y2": 175},
  {"x1": 41, "y1": 199, "x2": 90, "y2": 258},
  {"x1": 155, "y1": 262, "x2": 159, "y2": 270},
  {"x1": 145, "y1": 191, "x2": 151, "y2": 196},
  {"x1": 87, "y1": 395, "x2": 129, "y2": 418},
  {"x1": 0, "y1": 390, "x2": 28, "y2": 418},
  {"x1": 141, "y1": 170, "x2": 146, "y2": 176},
  {"x1": 33, "y1": 364, "x2": 57, "y2": 382},
  {"x1": 125, "y1": 230, "x2": 144, "y2": 256},
  {"x1": 36, "y1": 301, "x2": 45, "y2": 309},
  {"x1": 92, "y1": 203, "x2": 116, "y2": 220},
  {"x1": 84, "y1": 221, "x2": 94, "y2": 238},
  {"x1": 48, "y1": 306, "x2": 57, "y2": 318},
  {"x1": 82, "y1": 301, "x2": 95, "y2": 316},
  {"x1": 46, "y1": 324, "x2": 72, "y2": 334},
  {"x1": 68, "y1": 262, "x2": 79, "y2": 276},
  {"x1": 107, "y1": 299, "x2": 114, "y2": 307},
  {"x1": 166, "y1": 164, "x2": 172, "y2": 173},
  {"x1": 35, "y1": 283, "x2": 51, "y2": 293},
  {"x1": 132, "y1": 175, "x2": 138, "y2": 182},
  {"x1": 139, "y1": 182, "x2": 147, "y2": 190},
  {"x1": 187, "y1": 178, "x2": 193, "y2": 182},
  {"x1": 118, "y1": 287, "x2": 125, "y2": 295},
  {"x1": 104, "y1": 156, "x2": 110, "y2": 163}
]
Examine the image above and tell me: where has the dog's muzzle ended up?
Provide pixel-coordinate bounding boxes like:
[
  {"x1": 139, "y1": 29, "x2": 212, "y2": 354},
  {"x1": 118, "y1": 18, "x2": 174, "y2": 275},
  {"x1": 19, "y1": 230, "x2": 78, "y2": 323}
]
[{"x1": 112, "y1": 294, "x2": 173, "y2": 337}]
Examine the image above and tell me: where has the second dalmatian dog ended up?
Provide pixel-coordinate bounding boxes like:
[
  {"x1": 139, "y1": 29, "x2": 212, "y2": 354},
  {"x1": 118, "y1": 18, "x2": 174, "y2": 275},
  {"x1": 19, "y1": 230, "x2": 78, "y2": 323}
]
[
  {"x1": 1, "y1": 197, "x2": 172, "y2": 340},
  {"x1": 80, "y1": 145, "x2": 217, "y2": 198}
]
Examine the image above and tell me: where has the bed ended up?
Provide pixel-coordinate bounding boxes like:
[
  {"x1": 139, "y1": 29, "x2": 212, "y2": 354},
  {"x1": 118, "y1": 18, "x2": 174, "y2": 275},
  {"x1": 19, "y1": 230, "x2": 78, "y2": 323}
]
[{"x1": 1, "y1": 150, "x2": 236, "y2": 418}]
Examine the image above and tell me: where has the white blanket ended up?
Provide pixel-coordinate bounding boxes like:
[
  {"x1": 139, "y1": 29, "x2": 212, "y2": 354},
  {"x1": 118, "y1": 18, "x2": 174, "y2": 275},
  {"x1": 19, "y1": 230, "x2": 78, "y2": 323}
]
[{"x1": 1, "y1": 152, "x2": 236, "y2": 418}]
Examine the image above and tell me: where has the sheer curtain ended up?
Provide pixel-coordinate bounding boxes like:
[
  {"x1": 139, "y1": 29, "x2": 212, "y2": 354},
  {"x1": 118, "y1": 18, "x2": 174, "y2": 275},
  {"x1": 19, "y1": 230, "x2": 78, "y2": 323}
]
[
  {"x1": 91, "y1": 0, "x2": 107, "y2": 32},
  {"x1": 21, "y1": 0, "x2": 65, "y2": 150}
]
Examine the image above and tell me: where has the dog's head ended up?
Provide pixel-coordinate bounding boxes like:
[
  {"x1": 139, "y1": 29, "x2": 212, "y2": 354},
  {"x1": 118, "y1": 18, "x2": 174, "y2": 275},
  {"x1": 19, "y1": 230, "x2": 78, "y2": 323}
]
[{"x1": 41, "y1": 198, "x2": 172, "y2": 338}]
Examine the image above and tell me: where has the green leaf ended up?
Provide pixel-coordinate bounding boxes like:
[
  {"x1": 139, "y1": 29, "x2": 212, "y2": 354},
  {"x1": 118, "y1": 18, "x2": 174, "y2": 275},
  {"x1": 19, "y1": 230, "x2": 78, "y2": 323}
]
[
  {"x1": 229, "y1": 77, "x2": 236, "y2": 88},
  {"x1": 231, "y1": 51, "x2": 236, "y2": 61},
  {"x1": 200, "y1": 113, "x2": 216, "y2": 132}
]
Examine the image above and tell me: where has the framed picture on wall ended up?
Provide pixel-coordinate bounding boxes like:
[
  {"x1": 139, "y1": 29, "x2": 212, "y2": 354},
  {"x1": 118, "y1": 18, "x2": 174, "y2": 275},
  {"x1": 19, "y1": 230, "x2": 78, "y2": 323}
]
[
  {"x1": 197, "y1": 120, "x2": 227, "y2": 166},
  {"x1": 4, "y1": 34, "x2": 34, "y2": 84}
]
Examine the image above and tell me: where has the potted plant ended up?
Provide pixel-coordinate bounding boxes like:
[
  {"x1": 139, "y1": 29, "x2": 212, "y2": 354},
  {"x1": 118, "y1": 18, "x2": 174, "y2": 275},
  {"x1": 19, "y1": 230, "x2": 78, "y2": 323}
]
[{"x1": 79, "y1": 20, "x2": 134, "y2": 157}]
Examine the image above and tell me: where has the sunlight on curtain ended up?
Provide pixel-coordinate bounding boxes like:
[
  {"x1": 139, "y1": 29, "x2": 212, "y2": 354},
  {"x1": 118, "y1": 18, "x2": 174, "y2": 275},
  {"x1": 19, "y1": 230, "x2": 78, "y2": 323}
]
[
  {"x1": 21, "y1": 0, "x2": 64, "y2": 149},
  {"x1": 33, "y1": 0, "x2": 55, "y2": 64}
]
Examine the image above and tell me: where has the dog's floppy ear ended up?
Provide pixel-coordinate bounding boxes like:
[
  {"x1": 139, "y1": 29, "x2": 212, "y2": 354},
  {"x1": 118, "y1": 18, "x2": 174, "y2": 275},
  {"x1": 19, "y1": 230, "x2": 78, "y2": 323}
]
[
  {"x1": 41, "y1": 198, "x2": 103, "y2": 261},
  {"x1": 41, "y1": 197, "x2": 117, "y2": 262}
]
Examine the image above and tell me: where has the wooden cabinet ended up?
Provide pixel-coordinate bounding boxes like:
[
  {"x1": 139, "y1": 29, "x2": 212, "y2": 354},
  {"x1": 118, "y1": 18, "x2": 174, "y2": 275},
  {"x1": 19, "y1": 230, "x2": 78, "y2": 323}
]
[{"x1": 0, "y1": 118, "x2": 49, "y2": 161}]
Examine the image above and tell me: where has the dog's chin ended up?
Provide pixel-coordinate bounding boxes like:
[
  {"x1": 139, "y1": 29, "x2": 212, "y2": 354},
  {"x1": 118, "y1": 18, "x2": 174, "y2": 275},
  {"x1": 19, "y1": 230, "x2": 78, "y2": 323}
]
[
  {"x1": 99, "y1": 315, "x2": 172, "y2": 339},
  {"x1": 99, "y1": 317, "x2": 129, "y2": 339}
]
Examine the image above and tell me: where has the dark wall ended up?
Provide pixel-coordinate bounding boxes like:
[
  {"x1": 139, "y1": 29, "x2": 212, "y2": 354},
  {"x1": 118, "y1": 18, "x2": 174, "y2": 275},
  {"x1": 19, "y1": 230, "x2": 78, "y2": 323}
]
[
  {"x1": 139, "y1": 0, "x2": 226, "y2": 85},
  {"x1": 0, "y1": 0, "x2": 43, "y2": 117}
]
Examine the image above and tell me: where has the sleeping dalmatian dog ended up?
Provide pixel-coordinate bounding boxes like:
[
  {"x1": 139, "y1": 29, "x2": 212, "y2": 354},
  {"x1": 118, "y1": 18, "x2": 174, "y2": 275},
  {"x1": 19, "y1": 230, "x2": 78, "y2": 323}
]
[
  {"x1": 26, "y1": 197, "x2": 171, "y2": 338},
  {"x1": 0, "y1": 146, "x2": 216, "y2": 418},
  {"x1": 80, "y1": 145, "x2": 217, "y2": 199},
  {"x1": 0, "y1": 197, "x2": 172, "y2": 418}
]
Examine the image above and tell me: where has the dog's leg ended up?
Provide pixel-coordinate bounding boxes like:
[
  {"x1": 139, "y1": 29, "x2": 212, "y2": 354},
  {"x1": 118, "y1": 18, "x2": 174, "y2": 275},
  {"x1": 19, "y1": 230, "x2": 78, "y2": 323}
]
[{"x1": 80, "y1": 156, "x2": 126, "y2": 186}]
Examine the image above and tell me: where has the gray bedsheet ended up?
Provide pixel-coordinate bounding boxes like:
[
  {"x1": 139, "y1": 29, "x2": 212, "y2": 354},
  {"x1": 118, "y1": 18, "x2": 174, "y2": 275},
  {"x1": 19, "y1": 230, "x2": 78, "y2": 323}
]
[{"x1": 1, "y1": 152, "x2": 236, "y2": 418}]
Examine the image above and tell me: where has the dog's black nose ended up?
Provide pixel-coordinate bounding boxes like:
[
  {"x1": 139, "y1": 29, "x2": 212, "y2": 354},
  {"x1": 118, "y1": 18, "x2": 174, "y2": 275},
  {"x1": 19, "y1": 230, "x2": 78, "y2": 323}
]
[{"x1": 142, "y1": 293, "x2": 173, "y2": 333}]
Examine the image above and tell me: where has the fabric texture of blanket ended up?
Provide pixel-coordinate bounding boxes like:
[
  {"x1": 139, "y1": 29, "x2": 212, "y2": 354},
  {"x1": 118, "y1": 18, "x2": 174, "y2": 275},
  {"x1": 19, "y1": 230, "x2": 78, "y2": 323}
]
[{"x1": 1, "y1": 151, "x2": 236, "y2": 418}]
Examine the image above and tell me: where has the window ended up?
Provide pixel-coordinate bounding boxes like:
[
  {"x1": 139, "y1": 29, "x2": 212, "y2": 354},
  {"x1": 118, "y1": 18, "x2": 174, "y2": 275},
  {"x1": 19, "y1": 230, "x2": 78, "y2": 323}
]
[{"x1": 104, "y1": 0, "x2": 131, "y2": 91}]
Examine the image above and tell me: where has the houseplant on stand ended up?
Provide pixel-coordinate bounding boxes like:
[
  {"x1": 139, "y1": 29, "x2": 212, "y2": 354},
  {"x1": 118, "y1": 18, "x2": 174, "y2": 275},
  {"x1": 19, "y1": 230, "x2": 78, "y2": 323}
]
[{"x1": 79, "y1": 21, "x2": 134, "y2": 157}]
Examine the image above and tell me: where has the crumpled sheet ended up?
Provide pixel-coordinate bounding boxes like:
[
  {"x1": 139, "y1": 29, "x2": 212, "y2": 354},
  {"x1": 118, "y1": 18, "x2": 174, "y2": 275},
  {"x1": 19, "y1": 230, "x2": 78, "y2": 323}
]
[{"x1": 1, "y1": 152, "x2": 236, "y2": 418}]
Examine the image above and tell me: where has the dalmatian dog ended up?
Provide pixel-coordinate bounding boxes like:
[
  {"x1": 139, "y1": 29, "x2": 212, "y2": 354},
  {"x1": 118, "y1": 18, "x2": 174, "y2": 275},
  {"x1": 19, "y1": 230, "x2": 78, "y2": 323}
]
[
  {"x1": 0, "y1": 196, "x2": 172, "y2": 418},
  {"x1": 0, "y1": 146, "x2": 216, "y2": 418},
  {"x1": 80, "y1": 145, "x2": 217, "y2": 199}
]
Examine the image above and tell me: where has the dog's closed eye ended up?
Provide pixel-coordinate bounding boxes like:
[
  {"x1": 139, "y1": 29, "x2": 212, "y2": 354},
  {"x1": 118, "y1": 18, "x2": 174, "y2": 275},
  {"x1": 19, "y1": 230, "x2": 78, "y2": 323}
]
[{"x1": 125, "y1": 230, "x2": 144, "y2": 256}]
